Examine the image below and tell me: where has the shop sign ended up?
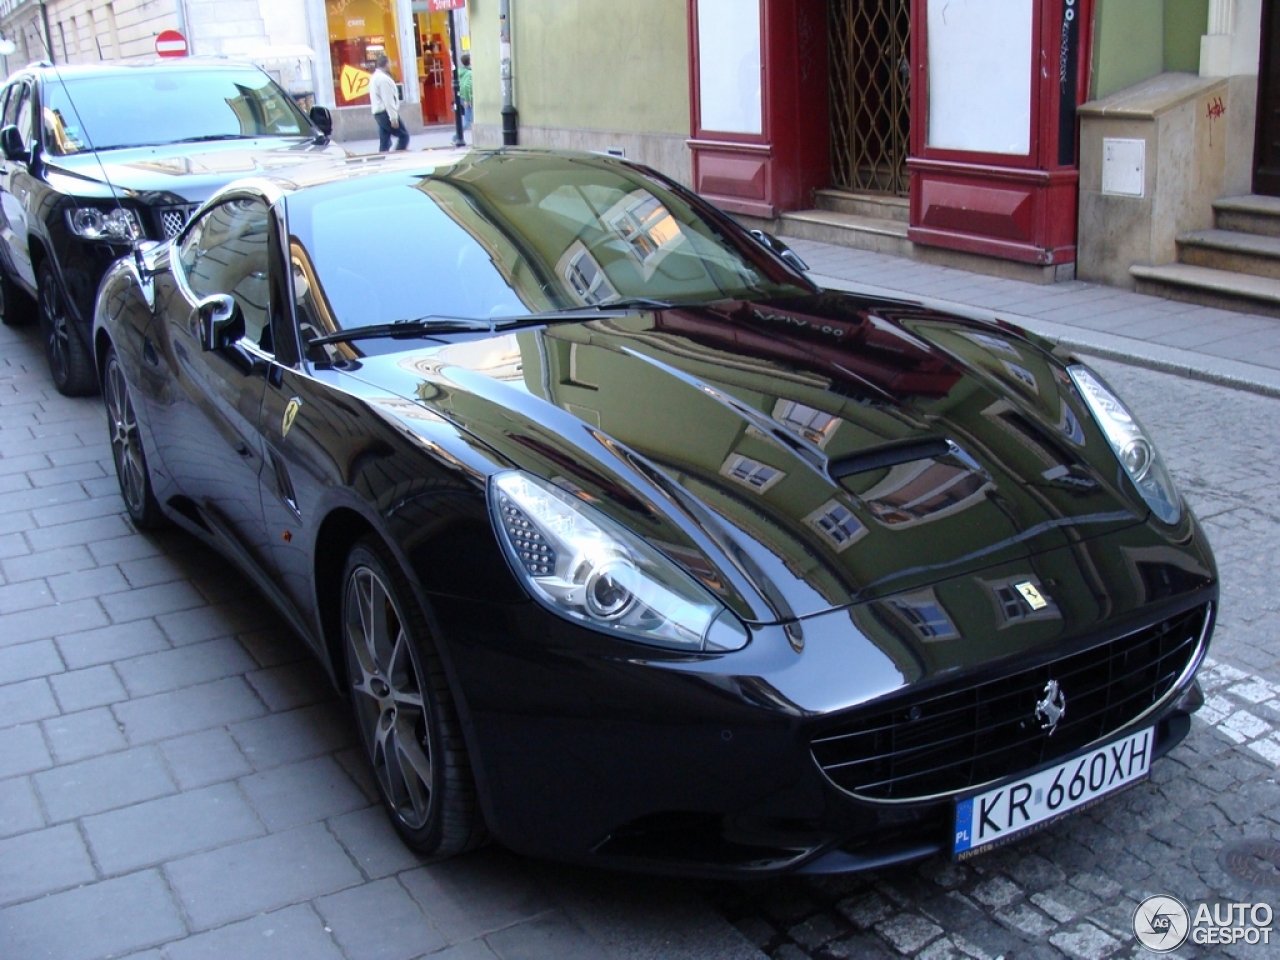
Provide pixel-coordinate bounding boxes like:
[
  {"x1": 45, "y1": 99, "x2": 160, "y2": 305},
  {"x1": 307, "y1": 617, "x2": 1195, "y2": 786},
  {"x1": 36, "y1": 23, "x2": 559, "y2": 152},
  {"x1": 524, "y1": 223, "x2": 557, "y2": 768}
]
[
  {"x1": 340, "y1": 64, "x2": 372, "y2": 101},
  {"x1": 427, "y1": 0, "x2": 466, "y2": 10}
]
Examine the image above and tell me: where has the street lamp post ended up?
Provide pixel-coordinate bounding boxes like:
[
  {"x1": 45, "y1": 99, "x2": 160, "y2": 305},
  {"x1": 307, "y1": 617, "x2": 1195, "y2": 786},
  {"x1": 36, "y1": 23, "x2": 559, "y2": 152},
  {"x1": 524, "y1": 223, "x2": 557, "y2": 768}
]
[
  {"x1": 448, "y1": 10, "x2": 464, "y2": 146},
  {"x1": 499, "y1": 0, "x2": 516, "y2": 144}
]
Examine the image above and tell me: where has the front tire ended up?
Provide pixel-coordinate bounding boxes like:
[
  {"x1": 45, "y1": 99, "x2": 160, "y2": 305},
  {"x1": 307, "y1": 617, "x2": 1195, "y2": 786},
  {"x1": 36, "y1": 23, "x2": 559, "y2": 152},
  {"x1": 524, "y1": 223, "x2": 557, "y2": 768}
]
[
  {"x1": 38, "y1": 261, "x2": 96, "y2": 396},
  {"x1": 103, "y1": 347, "x2": 165, "y2": 530},
  {"x1": 341, "y1": 536, "x2": 486, "y2": 857}
]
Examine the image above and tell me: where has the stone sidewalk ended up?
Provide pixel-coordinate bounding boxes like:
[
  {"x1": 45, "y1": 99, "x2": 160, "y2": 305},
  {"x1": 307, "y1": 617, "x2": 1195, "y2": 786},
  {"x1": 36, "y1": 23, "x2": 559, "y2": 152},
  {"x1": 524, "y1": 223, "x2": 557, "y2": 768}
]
[
  {"x1": 0, "y1": 320, "x2": 762, "y2": 960},
  {"x1": 4, "y1": 175, "x2": 1279, "y2": 960}
]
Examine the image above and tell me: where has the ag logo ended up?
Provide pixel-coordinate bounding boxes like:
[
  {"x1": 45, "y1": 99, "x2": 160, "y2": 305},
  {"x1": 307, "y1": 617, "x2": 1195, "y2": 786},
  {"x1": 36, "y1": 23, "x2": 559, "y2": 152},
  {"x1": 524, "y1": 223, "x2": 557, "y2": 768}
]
[
  {"x1": 1034, "y1": 679, "x2": 1066, "y2": 736},
  {"x1": 281, "y1": 397, "x2": 302, "y2": 438},
  {"x1": 1133, "y1": 895, "x2": 1190, "y2": 952},
  {"x1": 1015, "y1": 580, "x2": 1049, "y2": 611}
]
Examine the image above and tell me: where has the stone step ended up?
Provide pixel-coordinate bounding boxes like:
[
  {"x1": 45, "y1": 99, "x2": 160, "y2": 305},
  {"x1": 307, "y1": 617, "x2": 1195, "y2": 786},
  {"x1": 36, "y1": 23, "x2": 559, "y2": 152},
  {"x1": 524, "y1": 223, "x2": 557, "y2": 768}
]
[
  {"x1": 813, "y1": 189, "x2": 910, "y2": 223},
  {"x1": 777, "y1": 210, "x2": 911, "y2": 258},
  {"x1": 1177, "y1": 229, "x2": 1280, "y2": 279},
  {"x1": 1130, "y1": 262, "x2": 1280, "y2": 318},
  {"x1": 1213, "y1": 194, "x2": 1280, "y2": 238}
]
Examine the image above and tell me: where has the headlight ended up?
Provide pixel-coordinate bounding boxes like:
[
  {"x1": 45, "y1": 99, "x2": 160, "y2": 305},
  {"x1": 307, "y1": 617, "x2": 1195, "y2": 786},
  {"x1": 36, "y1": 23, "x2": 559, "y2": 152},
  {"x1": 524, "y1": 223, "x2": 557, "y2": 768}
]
[
  {"x1": 1068, "y1": 365, "x2": 1181, "y2": 524},
  {"x1": 65, "y1": 207, "x2": 144, "y2": 242},
  {"x1": 490, "y1": 471, "x2": 748, "y2": 652}
]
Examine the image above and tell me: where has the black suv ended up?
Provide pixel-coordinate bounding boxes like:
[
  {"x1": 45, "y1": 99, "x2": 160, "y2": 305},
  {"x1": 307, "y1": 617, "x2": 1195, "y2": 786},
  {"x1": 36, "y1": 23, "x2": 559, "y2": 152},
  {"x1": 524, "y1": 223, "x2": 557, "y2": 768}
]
[{"x1": 0, "y1": 59, "x2": 342, "y2": 394}]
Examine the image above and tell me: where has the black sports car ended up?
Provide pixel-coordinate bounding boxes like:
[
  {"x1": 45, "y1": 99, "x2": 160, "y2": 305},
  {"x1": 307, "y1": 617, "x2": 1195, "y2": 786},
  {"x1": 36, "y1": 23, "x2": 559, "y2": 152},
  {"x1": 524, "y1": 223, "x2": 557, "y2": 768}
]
[{"x1": 93, "y1": 149, "x2": 1215, "y2": 876}]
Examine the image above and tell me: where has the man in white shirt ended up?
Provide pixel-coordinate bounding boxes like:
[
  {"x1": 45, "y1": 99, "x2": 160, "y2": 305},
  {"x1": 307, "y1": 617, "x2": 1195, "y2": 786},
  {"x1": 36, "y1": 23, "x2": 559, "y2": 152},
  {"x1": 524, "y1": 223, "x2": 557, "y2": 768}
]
[{"x1": 371, "y1": 55, "x2": 409, "y2": 152}]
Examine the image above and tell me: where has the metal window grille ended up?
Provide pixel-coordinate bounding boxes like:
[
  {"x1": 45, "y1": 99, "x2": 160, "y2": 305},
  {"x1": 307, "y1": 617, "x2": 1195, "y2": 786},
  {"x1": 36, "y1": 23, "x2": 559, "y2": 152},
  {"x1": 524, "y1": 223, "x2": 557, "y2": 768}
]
[
  {"x1": 159, "y1": 207, "x2": 190, "y2": 239},
  {"x1": 829, "y1": 0, "x2": 912, "y2": 196}
]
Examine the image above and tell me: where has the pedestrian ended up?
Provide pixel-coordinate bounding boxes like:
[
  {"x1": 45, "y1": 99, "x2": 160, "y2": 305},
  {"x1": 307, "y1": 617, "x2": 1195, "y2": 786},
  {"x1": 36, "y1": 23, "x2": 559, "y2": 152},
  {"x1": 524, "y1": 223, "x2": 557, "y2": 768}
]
[
  {"x1": 458, "y1": 53, "x2": 473, "y2": 135},
  {"x1": 371, "y1": 54, "x2": 410, "y2": 152}
]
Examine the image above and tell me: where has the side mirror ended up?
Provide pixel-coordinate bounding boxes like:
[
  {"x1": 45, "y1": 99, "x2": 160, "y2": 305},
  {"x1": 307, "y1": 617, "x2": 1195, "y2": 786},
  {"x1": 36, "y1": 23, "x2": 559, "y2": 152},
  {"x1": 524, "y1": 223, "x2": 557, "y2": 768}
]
[
  {"x1": 197, "y1": 294, "x2": 244, "y2": 352},
  {"x1": 750, "y1": 229, "x2": 810, "y2": 273},
  {"x1": 0, "y1": 125, "x2": 29, "y2": 163},
  {"x1": 308, "y1": 105, "x2": 333, "y2": 138}
]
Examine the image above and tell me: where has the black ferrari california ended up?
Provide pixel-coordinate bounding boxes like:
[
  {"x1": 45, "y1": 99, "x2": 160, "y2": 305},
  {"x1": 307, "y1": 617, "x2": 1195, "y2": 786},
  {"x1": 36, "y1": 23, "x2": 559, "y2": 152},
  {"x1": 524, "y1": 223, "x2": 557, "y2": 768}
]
[{"x1": 93, "y1": 149, "x2": 1216, "y2": 876}]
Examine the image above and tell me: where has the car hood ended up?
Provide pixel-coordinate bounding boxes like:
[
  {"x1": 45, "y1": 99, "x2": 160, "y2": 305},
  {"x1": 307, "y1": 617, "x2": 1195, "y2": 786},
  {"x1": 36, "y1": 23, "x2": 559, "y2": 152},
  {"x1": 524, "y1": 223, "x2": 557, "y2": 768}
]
[
  {"x1": 348, "y1": 291, "x2": 1151, "y2": 624},
  {"x1": 42, "y1": 137, "x2": 345, "y2": 203}
]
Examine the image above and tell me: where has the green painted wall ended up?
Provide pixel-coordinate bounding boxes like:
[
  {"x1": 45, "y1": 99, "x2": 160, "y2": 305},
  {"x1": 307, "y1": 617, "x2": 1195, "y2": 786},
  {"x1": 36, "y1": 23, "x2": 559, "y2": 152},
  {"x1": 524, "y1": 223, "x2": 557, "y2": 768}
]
[
  {"x1": 1164, "y1": 0, "x2": 1209, "y2": 73},
  {"x1": 467, "y1": 0, "x2": 689, "y2": 134},
  {"x1": 1092, "y1": 0, "x2": 1165, "y2": 99},
  {"x1": 1091, "y1": 0, "x2": 1209, "y2": 100}
]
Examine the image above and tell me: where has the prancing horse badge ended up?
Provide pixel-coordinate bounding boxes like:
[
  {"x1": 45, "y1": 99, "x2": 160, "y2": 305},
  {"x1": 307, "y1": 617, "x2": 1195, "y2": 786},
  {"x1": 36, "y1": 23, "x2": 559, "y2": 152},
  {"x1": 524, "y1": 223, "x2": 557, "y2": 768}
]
[
  {"x1": 1015, "y1": 581, "x2": 1049, "y2": 611},
  {"x1": 281, "y1": 398, "x2": 302, "y2": 438}
]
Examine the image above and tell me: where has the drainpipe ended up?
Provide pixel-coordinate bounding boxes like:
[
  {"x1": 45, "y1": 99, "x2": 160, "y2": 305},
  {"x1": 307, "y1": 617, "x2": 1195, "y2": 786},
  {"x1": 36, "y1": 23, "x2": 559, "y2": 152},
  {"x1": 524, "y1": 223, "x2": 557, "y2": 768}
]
[
  {"x1": 38, "y1": 0, "x2": 53, "y2": 63},
  {"x1": 175, "y1": 0, "x2": 190, "y2": 54},
  {"x1": 499, "y1": 0, "x2": 516, "y2": 144}
]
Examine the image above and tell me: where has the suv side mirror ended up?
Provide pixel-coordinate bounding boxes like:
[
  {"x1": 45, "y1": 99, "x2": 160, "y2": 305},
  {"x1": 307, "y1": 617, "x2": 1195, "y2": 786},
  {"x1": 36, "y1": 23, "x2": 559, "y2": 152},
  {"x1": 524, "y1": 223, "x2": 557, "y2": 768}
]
[
  {"x1": 0, "y1": 125, "x2": 29, "y2": 163},
  {"x1": 197, "y1": 294, "x2": 244, "y2": 352},
  {"x1": 308, "y1": 106, "x2": 333, "y2": 138}
]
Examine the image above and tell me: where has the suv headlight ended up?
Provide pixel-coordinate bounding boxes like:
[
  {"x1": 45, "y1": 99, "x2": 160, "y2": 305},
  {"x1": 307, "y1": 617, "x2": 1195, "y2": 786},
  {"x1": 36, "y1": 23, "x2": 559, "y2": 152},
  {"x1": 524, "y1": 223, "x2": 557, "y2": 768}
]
[
  {"x1": 66, "y1": 207, "x2": 144, "y2": 242},
  {"x1": 490, "y1": 471, "x2": 748, "y2": 652},
  {"x1": 1068, "y1": 365, "x2": 1181, "y2": 524}
]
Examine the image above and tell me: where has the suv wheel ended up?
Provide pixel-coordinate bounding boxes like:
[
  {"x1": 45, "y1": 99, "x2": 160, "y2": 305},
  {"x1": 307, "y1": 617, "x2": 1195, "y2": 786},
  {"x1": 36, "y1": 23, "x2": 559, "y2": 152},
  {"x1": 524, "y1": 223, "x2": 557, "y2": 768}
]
[{"x1": 38, "y1": 261, "x2": 96, "y2": 396}]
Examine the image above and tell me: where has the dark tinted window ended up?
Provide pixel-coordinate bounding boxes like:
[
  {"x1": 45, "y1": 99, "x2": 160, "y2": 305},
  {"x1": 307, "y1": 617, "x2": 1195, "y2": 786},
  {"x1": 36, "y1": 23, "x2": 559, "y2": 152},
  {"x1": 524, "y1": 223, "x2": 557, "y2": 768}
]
[
  {"x1": 284, "y1": 155, "x2": 804, "y2": 354},
  {"x1": 178, "y1": 198, "x2": 273, "y2": 351},
  {"x1": 42, "y1": 68, "x2": 310, "y2": 155}
]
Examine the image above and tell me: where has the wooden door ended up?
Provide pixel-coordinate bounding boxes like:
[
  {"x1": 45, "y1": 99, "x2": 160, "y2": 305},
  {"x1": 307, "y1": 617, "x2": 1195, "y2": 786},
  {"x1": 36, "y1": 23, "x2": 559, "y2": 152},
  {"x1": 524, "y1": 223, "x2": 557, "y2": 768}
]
[{"x1": 1256, "y1": 0, "x2": 1280, "y2": 196}]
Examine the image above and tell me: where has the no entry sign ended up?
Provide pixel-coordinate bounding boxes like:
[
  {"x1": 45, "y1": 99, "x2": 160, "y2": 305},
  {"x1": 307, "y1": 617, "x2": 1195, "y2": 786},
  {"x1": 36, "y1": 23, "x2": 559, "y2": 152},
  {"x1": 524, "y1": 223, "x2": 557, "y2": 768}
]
[{"x1": 155, "y1": 30, "x2": 188, "y2": 58}]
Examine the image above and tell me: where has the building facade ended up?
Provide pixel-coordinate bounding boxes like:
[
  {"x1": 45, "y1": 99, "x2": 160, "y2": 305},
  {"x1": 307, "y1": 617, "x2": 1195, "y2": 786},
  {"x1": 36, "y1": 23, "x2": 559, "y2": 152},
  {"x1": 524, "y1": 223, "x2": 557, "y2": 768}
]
[
  {"x1": 469, "y1": 1, "x2": 1272, "y2": 288},
  {"x1": 0, "y1": 0, "x2": 472, "y2": 138}
]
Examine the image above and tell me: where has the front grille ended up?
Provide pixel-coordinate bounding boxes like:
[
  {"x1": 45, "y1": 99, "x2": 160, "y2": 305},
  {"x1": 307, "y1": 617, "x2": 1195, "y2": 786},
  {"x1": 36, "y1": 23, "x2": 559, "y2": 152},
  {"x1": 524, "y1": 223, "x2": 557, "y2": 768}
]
[
  {"x1": 157, "y1": 206, "x2": 192, "y2": 239},
  {"x1": 812, "y1": 604, "x2": 1209, "y2": 801}
]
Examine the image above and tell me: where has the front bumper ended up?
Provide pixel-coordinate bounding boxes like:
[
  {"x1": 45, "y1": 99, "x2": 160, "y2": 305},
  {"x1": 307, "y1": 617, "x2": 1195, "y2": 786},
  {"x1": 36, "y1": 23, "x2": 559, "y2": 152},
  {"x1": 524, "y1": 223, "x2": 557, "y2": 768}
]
[{"x1": 427, "y1": 517, "x2": 1217, "y2": 877}]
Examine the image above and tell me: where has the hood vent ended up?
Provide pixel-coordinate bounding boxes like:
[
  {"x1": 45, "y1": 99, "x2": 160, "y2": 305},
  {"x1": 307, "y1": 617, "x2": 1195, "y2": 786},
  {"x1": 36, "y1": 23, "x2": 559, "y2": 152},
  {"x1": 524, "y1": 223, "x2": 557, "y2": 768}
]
[{"x1": 829, "y1": 436, "x2": 951, "y2": 480}]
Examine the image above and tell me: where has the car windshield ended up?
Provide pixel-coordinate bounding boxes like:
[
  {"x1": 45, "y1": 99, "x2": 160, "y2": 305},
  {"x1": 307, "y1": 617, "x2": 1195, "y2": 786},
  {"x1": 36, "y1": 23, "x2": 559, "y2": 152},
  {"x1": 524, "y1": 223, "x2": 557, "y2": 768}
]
[
  {"x1": 41, "y1": 68, "x2": 311, "y2": 155},
  {"x1": 286, "y1": 153, "x2": 810, "y2": 354}
]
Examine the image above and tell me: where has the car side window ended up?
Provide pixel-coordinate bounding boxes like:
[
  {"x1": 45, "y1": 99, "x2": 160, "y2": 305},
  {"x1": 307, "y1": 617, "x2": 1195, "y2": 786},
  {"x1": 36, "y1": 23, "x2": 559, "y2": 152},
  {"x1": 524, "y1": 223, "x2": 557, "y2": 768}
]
[
  {"x1": 14, "y1": 84, "x2": 35, "y2": 150},
  {"x1": 177, "y1": 198, "x2": 274, "y2": 353}
]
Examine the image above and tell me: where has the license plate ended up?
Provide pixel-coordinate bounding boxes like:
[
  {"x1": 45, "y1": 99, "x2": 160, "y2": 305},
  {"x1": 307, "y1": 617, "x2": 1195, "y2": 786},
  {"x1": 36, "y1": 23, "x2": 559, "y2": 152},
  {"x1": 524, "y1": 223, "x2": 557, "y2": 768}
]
[{"x1": 953, "y1": 727, "x2": 1152, "y2": 859}]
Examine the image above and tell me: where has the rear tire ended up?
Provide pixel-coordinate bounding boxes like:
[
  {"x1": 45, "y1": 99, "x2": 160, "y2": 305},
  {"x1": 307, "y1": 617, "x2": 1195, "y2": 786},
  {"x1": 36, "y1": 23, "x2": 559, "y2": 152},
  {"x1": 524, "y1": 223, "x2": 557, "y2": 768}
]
[
  {"x1": 103, "y1": 346, "x2": 165, "y2": 530},
  {"x1": 341, "y1": 536, "x2": 486, "y2": 857},
  {"x1": 38, "y1": 261, "x2": 96, "y2": 396}
]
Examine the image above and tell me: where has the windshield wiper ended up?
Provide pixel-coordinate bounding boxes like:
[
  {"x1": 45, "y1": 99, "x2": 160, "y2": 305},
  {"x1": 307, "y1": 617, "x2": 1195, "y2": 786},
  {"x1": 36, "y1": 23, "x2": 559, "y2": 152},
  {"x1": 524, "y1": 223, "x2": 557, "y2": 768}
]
[
  {"x1": 311, "y1": 300, "x2": 683, "y2": 347},
  {"x1": 489, "y1": 298, "x2": 680, "y2": 330},
  {"x1": 172, "y1": 134, "x2": 271, "y2": 143},
  {"x1": 309, "y1": 316, "x2": 494, "y2": 347}
]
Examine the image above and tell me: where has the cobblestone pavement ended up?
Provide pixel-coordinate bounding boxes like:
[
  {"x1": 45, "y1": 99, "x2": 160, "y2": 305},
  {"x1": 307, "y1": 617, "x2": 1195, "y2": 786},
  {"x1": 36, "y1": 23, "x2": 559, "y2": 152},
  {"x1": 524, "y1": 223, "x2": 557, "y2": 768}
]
[
  {"x1": 702, "y1": 359, "x2": 1280, "y2": 960},
  {"x1": 0, "y1": 321, "x2": 760, "y2": 960},
  {"x1": 3, "y1": 308, "x2": 1279, "y2": 959}
]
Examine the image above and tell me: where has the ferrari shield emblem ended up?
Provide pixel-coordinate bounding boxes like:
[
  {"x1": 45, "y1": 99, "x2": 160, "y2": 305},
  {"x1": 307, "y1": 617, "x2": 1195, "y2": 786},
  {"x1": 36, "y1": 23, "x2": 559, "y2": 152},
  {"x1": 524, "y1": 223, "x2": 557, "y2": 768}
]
[
  {"x1": 1015, "y1": 581, "x2": 1048, "y2": 611},
  {"x1": 281, "y1": 398, "x2": 302, "y2": 438}
]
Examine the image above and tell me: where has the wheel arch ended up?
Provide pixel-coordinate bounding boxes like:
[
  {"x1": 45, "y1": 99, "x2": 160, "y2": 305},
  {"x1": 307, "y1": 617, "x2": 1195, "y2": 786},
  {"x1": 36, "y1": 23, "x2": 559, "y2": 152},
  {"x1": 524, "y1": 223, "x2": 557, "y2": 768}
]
[{"x1": 312, "y1": 506, "x2": 379, "y2": 689}]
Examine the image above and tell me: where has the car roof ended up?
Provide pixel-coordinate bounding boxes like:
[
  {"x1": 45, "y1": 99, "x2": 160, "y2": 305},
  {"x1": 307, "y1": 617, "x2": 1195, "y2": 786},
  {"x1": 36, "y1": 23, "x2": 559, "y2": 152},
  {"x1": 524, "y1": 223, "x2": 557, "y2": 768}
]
[
  {"x1": 16, "y1": 58, "x2": 268, "y2": 82},
  {"x1": 254, "y1": 147, "x2": 640, "y2": 199}
]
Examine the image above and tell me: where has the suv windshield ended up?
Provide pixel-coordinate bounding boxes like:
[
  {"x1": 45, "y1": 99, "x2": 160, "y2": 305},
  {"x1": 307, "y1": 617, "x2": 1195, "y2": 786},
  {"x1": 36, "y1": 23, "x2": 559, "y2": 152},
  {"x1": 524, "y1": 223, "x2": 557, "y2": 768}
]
[{"x1": 42, "y1": 68, "x2": 311, "y2": 155}]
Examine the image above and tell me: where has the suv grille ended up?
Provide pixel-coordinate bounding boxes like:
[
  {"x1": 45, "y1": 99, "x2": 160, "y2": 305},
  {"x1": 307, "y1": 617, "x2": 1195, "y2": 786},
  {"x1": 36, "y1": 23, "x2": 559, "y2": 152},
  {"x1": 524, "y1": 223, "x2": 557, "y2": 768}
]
[
  {"x1": 812, "y1": 604, "x2": 1209, "y2": 801},
  {"x1": 157, "y1": 206, "x2": 192, "y2": 239}
]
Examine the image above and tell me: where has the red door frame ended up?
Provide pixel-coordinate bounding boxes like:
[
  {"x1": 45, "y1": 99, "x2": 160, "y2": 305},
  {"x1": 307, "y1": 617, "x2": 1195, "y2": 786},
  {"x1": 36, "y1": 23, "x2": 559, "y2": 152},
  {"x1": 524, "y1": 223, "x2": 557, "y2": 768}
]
[
  {"x1": 686, "y1": 0, "x2": 829, "y2": 218},
  {"x1": 907, "y1": 0, "x2": 1094, "y2": 266}
]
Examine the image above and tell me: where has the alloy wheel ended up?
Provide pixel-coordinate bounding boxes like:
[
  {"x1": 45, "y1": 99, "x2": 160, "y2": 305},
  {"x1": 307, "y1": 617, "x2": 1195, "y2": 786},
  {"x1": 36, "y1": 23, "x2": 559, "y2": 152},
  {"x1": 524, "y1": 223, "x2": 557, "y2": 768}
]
[
  {"x1": 104, "y1": 357, "x2": 147, "y2": 517},
  {"x1": 344, "y1": 565, "x2": 434, "y2": 829},
  {"x1": 40, "y1": 278, "x2": 70, "y2": 385}
]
